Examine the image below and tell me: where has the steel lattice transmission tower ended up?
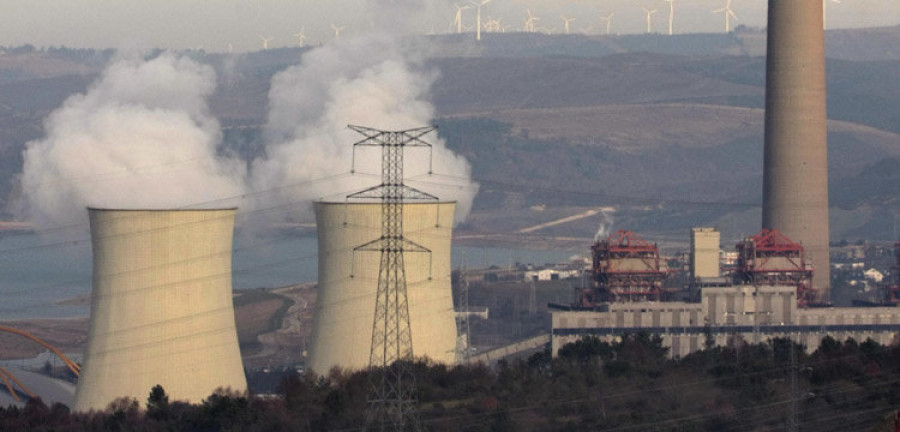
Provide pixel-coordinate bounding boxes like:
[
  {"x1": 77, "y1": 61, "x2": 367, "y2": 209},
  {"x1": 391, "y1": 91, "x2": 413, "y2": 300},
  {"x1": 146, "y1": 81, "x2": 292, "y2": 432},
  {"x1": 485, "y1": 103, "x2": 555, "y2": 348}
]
[{"x1": 348, "y1": 125, "x2": 438, "y2": 432}]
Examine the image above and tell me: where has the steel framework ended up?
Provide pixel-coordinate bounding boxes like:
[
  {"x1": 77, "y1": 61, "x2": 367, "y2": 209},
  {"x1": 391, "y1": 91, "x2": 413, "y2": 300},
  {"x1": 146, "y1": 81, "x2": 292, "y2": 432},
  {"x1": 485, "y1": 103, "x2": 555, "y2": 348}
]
[
  {"x1": 348, "y1": 125, "x2": 437, "y2": 432},
  {"x1": 734, "y1": 229, "x2": 815, "y2": 306},
  {"x1": 580, "y1": 230, "x2": 668, "y2": 306}
]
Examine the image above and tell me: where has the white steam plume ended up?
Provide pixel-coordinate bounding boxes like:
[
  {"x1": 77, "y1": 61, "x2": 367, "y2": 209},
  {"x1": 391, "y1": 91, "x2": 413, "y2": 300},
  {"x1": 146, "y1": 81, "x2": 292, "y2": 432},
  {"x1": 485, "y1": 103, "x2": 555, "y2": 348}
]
[
  {"x1": 594, "y1": 211, "x2": 615, "y2": 242},
  {"x1": 20, "y1": 53, "x2": 246, "y2": 228},
  {"x1": 250, "y1": 1, "x2": 478, "y2": 224}
]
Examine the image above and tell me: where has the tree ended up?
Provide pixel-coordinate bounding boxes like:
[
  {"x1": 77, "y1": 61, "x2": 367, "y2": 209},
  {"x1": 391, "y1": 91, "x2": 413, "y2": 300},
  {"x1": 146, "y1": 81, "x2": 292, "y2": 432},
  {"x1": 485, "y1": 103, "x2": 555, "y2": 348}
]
[{"x1": 146, "y1": 384, "x2": 170, "y2": 421}]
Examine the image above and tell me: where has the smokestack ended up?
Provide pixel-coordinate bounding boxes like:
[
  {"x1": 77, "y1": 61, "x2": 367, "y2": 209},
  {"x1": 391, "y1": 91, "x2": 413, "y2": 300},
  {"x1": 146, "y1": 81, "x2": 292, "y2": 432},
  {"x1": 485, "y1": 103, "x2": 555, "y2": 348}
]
[
  {"x1": 74, "y1": 209, "x2": 246, "y2": 411},
  {"x1": 763, "y1": 1, "x2": 830, "y2": 302},
  {"x1": 309, "y1": 201, "x2": 457, "y2": 373}
]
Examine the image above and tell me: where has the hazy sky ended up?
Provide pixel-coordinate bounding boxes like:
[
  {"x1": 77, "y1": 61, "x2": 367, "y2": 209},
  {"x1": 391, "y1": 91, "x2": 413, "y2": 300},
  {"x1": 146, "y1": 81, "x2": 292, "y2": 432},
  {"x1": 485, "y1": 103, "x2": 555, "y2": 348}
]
[{"x1": 1, "y1": 0, "x2": 898, "y2": 52}]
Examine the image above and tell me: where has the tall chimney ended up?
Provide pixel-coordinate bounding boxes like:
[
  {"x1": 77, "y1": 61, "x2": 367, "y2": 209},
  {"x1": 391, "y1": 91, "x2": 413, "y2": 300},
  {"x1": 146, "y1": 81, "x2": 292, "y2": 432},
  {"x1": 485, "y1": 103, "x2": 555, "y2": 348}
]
[{"x1": 763, "y1": 1, "x2": 830, "y2": 302}]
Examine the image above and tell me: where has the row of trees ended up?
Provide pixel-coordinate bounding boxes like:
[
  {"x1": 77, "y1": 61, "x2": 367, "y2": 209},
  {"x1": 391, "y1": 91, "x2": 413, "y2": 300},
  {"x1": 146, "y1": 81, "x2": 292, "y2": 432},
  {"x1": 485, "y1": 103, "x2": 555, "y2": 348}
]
[{"x1": 2, "y1": 333, "x2": 900, "y2": 431}]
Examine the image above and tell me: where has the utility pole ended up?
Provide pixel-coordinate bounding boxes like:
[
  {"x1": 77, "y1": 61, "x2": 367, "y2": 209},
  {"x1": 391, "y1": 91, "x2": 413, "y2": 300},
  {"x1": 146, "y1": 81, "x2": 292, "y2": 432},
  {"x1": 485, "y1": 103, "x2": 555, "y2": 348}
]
[
  {"x1": 349, "y1": 125, "x2": 438, "y2": 432},
  {"x1": 456, "y1": 252, "x2": 471, "y2": 364},
  {"x1": 529, "y1": 279, "x2": 537, "y2": 315},
  {"x1": 788, "y1": 334, "x2": 798, "y2": 432}
]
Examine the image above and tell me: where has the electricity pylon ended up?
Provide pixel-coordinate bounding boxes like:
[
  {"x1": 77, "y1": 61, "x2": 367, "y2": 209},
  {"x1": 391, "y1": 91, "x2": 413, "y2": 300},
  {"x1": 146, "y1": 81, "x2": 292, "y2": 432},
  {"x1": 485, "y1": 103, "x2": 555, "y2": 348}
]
[{"x1": 348, "y1": 125, "x2": 437, "y2": 432}]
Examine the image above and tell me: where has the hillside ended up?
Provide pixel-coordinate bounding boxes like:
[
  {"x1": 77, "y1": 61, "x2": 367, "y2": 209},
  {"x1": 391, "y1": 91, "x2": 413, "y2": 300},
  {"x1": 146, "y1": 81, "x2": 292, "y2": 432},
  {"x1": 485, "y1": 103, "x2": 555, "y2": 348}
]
[
  {"x1": 0, "y1": 30, "x2": 898, "y2": 242},
  {"x1": 438, "y1": 105, "x2": 900, "y2": 243}
]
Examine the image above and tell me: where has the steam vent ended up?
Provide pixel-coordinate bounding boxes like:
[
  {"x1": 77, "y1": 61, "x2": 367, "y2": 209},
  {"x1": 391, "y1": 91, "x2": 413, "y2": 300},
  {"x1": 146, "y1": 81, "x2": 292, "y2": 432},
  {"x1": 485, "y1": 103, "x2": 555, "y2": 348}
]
[
  {"x1": 309, "y1": 201, "x2": 457, "y2": 373},
  {"x1": 763, "y1": 1, "x2": 830, "y2": 302},
  {"x1": 73, "y1": 209, "x2": 246, "y2": 412}
]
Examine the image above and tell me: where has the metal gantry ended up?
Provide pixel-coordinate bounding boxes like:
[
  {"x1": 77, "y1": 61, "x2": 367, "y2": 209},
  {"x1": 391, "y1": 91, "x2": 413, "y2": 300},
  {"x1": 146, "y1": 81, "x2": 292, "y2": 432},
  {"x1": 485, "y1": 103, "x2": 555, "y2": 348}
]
[{"x1": 348, "y1": 125, "x2": 437, "y2": 432}]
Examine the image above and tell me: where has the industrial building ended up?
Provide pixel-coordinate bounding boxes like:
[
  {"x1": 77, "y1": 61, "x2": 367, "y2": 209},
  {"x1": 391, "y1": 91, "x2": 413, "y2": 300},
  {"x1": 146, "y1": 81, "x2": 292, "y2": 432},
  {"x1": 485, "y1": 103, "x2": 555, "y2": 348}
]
[
  {"x1": 579, "y1": 230, "x2": 668, "y2": 306},
  {"x1": 546, "y1": 0, "x2": 899, "y2": 360},
  {"x1": 551, "y1": 228, "x2": 900, "y2": 358},
  {"x1": 552, "y1": 287, "x2": 900, "y2": 358},
  {"x1": 690, "y1": 227, "x2": 720, "y2": 280},
  {"x1": 308, "y1": 202, "x2": 458, "y2": 373},
  {"x1": 733, "y1": 228, "x2": 815, "y2": 306},
  {"x1": 74, "y1": 209, "x2": 247, "y2": 412}
]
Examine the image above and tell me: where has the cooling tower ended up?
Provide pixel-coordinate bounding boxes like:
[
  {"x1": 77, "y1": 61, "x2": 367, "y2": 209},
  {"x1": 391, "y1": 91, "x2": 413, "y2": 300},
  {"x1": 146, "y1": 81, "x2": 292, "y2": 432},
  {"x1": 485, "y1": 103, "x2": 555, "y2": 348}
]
[
  {"x1": 309, "y1": 201, "x2": 457, "y2": 373},
  {"x1": 762, "y1": 1, "x2": 830, "y2": 302},
  {"x1": 73, "y1": 209, "x2": 246, "y2": 411}
]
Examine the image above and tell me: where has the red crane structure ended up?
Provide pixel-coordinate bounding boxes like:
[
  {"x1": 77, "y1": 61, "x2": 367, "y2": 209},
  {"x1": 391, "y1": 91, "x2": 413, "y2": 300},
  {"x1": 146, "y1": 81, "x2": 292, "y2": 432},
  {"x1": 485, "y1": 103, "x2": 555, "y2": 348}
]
[
  {"x1": 733, "y1": 228, "x2": 815, "y2": 307},
  {"x1": 580, "y1": 230, "x2": 668, "y2": 307}
]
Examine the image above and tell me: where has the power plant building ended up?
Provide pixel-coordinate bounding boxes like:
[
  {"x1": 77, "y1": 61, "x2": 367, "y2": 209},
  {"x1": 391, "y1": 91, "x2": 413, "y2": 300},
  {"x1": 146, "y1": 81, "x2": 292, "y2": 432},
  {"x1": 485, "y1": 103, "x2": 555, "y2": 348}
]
[
  {"x1": 548, "y1": 0, "x2": 879, "y2": 360},
  {"x1": 552, "y1": 288, "x2": 900, "y2": 358},
  {"x1": 308, "y1": 202, "x2": 458, "y2": 373},
  {"x1": 552, "y1": 225, "x2": 900, "y2": 358},
  {"x1": 74, "y1": 209, "x2": 247, "y2": 412}
]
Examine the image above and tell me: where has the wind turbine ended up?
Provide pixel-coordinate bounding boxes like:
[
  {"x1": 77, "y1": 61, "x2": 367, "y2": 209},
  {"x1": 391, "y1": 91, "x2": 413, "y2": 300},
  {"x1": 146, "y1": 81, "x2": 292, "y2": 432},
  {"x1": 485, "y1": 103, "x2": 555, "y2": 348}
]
[
  {"x1": 524, "y1": 9, "x2": 539, "y2": 33},
  {"x1": 823, "y1": 0, "x2": 840, "y2": 29},
  {"x1": 470, "y1": 0, "x2": 490, "y2": 41},
  {"x1": 712, "y1": 0, "x2": 737, "y2": 33},
  {"x1": 331, "y1": 24, "x2": 345, "y2": 39},
  {"x1": 600, "y1": 13, "x2": 614, "y2": 36},
  {"x1": 641, "y1": 7, "x2": 658, "y2": 34},
  {"x1": 486, "y1": 18, "x2": 505, "y2": 33},
  {"x1": 293, "y1": 27, "x2": 307, "y2": 47},
  {"x1": 560, "y1": 15, "x2": 576, "y2": 35},
  {"x1": 259, "y1": 35, "x2": 273, "y2": 50},
  {"x1": 665, "y1": 0, "x2": 675, "y2": 35},
  {"x1": 452, "y1": 4, "x2": 470, "y2": 34}
]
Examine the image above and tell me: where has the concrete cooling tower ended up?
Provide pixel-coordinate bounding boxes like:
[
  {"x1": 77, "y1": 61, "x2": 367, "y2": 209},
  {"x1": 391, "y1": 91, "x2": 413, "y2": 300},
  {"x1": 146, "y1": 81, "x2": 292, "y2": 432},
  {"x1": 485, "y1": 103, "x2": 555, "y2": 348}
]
[
  {"x1": 74, "y1": 209, "x2": 246, "y2": 412},
  {"x1": 763, "y1": 1, "x2": 830, "y2": 302},
  {"x1": 309, "y1": 201, "x2": 457, "y2": 373}
]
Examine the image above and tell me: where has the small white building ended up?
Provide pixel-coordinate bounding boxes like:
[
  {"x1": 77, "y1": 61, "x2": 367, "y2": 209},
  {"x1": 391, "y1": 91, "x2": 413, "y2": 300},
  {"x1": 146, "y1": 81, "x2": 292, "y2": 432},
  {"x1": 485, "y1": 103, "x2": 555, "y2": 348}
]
[
  {"x1": 524, "y1": 268, "x2": 580, "y2": 281},
  {"x1": 525, "y1": 269, "x2": 559, "y2": 281}
]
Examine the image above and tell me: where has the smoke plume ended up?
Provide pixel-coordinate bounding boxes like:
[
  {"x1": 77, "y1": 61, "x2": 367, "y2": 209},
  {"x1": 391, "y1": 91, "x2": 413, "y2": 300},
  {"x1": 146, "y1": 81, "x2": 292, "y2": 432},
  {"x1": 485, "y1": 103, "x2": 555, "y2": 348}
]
[
  {"x1": 250, "y1": 1, "x2": 478, "y2": 224},
  {"x1": 20, "y1": 53, "x2": 246, "y2": 228},
  {"x1": 21, "y1": 1, "x2": 478, "y2": 230},
  {"x1": 594, "y1": 211, "x2": 615, "y2": 242}
]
